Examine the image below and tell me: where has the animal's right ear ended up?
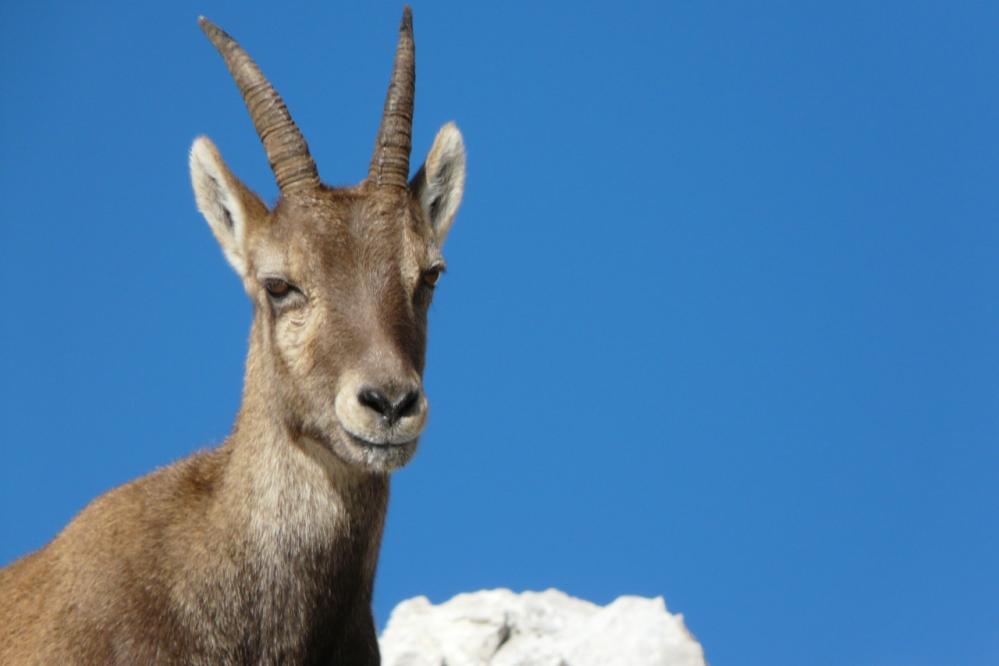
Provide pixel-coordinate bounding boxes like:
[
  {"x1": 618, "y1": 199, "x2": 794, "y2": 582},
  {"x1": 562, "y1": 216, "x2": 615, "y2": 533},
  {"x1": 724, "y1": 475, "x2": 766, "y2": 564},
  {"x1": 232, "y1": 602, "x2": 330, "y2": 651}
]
[{"x1": 189, "y1": 136, "x2": 267, "y2": 277}]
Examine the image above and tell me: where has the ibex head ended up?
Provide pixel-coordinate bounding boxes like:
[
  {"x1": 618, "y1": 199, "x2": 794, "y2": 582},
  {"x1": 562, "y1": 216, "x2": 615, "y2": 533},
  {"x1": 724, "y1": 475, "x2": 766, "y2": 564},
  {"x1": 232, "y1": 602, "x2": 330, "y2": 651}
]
[{"x1": 189, "y1": 8, "x2": 465, "y2": 472}]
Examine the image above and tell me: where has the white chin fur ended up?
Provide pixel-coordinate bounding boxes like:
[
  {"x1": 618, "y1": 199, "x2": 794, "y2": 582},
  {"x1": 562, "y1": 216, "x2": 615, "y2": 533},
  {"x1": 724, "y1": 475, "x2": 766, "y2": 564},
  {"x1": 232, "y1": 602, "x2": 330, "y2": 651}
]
[{"x1": 331, "y1": 430, "x2": 418, "y2": 473}]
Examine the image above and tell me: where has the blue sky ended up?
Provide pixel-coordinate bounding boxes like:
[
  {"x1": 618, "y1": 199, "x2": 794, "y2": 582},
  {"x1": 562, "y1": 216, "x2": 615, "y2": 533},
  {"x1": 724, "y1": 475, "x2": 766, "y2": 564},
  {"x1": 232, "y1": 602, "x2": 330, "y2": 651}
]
[{"x1": 1, "y1": 1, "x2": 997, "y2": 664}]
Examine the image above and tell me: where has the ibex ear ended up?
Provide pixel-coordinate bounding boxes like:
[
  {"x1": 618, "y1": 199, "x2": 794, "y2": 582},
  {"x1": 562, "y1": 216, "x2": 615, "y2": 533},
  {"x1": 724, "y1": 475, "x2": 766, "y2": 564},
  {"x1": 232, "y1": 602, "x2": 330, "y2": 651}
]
[
  {"x1": 189, "y1": 136, "x2": 266, "y2": 277},
  {"x1": 410, "y1": 122, "x2": 466, "y2": 246}
]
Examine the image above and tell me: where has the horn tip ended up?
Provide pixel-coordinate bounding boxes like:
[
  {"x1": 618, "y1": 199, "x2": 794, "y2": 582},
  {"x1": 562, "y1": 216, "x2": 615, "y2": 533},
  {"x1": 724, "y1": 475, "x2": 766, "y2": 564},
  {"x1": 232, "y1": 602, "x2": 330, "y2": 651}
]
[
  {"x1": 400, "y1": 6, "x2": 413, "y2": 33},
  {"x1": 198, "y1": 15, "x2": 226, "y2": 42}
]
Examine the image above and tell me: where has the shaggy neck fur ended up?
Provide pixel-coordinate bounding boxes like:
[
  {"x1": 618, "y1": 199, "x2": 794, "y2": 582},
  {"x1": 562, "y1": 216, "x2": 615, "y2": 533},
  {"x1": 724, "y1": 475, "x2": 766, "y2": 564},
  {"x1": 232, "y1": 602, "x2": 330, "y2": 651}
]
[{"x1": 209, "y1": 317, "x2": 390, "y2": 661}]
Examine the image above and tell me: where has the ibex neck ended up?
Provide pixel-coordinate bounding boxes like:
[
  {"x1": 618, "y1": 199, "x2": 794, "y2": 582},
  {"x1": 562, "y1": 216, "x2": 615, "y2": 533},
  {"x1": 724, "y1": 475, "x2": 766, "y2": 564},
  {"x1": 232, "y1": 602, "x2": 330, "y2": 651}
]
[
  {"x1": 155, "y1": 336, "x2": 389, "y2": 660},
  {"x1": 225, "y1": 325, "x2": 389, "y2": 571}
]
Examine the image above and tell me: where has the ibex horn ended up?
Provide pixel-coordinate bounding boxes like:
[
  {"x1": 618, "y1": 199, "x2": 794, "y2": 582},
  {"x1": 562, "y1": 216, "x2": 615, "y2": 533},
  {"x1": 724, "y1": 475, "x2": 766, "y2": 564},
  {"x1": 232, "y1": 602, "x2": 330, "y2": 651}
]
[
  {"x1": 369, "y1": 6, "x2": 415, "y2": 189},
  {"x1": 199, "y1": 17, "x2": 320, "y2": 194}
]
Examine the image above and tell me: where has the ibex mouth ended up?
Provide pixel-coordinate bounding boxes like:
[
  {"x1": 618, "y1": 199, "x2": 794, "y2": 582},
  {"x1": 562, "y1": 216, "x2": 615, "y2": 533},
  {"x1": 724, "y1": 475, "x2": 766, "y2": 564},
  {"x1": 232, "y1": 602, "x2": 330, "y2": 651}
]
[
  {"x1": 339, "y1": 417, "x2": 422, "y2": 452},
  {"x1": 343, "y1": 430, "x2": 416, "y2": 450},
  {"x1": 333, "y1": 425, "x2": 419, "y2": 472}
]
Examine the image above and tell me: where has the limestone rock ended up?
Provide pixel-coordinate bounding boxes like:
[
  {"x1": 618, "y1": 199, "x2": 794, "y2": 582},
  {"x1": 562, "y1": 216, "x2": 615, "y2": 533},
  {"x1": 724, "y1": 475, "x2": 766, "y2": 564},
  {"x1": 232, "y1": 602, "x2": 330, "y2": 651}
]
[{"x1": 379, "y1": 588, "x2": 706, "y2": 666}]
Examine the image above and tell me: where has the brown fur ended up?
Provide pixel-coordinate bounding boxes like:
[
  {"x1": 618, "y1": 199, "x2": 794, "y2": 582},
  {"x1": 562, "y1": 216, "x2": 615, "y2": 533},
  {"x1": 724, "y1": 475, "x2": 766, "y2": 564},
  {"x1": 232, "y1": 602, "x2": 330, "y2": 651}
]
[{"x1": 0, "y1": 11, "x2": 465, "y2": 666}]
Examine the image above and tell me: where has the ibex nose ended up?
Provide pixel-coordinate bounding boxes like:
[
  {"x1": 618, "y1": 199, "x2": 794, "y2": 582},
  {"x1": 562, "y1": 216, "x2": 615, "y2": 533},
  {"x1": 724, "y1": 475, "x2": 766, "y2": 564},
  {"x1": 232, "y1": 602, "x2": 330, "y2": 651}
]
[{"x1": 357, "y1": 386, "x2": 421, "y2": 426}]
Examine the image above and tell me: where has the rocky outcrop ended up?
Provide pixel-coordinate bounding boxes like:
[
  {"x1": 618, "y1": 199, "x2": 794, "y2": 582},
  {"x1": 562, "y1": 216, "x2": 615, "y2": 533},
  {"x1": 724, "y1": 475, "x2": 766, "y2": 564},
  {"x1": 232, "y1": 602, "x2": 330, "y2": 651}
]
[{"x1": 379, "y1": 588, "x2": 706, "y2": 666}]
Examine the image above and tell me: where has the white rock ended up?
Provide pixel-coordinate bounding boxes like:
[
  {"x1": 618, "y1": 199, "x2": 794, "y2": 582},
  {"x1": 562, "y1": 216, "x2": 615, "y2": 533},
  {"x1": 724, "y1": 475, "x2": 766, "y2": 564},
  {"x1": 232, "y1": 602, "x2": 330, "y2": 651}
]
[{"x1": 379, "y1": 589, "x2": 706, "y2": 666}]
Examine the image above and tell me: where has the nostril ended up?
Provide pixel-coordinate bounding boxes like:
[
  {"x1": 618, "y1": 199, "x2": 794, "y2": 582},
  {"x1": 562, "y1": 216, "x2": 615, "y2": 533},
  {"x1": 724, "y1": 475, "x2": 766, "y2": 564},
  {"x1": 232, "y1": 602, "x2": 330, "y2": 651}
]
[
  {"x1": 357, "y1": 386, "x2": 422, "y2": 426},
  {"x1": 394, "y1": 390, "x2": 420, "y2": 419},
  {"x1": 358, "y1": 388, "x2": 392, "y2": 417}
]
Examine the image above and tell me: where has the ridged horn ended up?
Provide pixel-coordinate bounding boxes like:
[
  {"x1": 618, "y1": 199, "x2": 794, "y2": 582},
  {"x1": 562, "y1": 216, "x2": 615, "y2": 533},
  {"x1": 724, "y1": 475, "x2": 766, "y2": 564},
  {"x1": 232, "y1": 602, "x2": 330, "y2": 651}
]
[
  {"x1": 199, "y1": 17, "x2": 320, "y2": 194},
  {"x1": 369, "y1": 7, "x2": 416, "y2": 189}
]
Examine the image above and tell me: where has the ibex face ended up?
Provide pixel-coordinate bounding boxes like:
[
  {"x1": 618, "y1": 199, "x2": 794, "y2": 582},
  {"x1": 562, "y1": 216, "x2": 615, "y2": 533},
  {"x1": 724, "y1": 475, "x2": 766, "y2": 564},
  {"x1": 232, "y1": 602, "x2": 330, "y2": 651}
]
[{"x1": 190, "y1": 8, "x2": 465, "y2": 472}]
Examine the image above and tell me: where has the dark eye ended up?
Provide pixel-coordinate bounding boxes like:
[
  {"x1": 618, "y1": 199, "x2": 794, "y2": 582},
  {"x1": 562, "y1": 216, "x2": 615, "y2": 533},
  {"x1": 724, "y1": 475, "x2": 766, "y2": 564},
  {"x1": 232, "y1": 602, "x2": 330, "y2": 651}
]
[
  {"x1": 262, "y1": 277, "x2": 292, "y2": 298},
  {"x1": 422, "y1": 266, "x2": 443, "y2": 288}
]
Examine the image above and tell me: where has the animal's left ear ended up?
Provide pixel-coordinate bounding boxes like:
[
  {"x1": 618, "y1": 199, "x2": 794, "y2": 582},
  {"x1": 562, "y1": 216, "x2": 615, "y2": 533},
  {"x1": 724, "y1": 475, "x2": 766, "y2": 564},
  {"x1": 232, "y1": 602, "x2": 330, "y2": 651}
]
[{"x1": 410, "y1": 122, "x2": 466, "y2": 245}]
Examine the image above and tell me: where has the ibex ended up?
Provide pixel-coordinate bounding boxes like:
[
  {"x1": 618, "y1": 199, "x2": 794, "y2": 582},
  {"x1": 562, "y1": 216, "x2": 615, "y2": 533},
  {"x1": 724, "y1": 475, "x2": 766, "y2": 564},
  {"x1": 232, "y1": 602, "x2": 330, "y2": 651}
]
[{"x1": 0, "y1": 7, "x2": 465, "y2": 664}]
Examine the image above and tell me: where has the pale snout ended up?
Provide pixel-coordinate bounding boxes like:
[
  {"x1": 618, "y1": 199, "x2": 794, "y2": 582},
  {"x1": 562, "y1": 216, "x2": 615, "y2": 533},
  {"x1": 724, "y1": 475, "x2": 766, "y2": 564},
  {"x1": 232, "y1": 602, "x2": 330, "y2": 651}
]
[{"x1": 334, "y1": 373, "x2": 428, "y2": 447}]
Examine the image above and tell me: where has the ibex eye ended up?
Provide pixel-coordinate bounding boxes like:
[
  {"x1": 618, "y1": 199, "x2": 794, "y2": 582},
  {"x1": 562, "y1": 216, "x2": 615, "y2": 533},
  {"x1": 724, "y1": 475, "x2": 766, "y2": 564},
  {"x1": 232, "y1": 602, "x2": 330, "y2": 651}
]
[
  {"x1": 262, "y1": 278, "x2": 292, "y2": 298},
  {"x1": 422, "y1": 266, "x2": 444, "y2": 288}
]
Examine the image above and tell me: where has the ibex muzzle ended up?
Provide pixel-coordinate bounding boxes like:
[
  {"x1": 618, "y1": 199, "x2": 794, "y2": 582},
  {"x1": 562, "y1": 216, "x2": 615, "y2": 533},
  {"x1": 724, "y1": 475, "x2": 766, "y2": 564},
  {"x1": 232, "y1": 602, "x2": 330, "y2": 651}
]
[{"x1": 0, "y1": 8, "x2": 465, "y2": 664}]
